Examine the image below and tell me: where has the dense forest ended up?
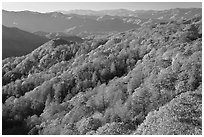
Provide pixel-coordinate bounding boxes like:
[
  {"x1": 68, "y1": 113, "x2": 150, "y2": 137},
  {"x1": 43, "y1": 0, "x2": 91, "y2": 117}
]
[{"x1": 2, "y1": 15, "x2": 202, "y2": 135}]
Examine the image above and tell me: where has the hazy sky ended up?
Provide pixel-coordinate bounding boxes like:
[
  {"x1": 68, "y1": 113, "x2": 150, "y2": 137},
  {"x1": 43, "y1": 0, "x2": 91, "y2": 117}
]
[{"x1": 2, "y1": 2, "x2": 202, "y2": 13}]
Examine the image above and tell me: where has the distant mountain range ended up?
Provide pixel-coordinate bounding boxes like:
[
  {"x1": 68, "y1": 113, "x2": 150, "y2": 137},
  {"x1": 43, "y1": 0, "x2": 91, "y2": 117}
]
[
  {"x1": 58, "y1": 8, "x2": 201, "y2": 20},
  {"x1": 2, "y1": 10, "x2": 139, "y2": 34},
  {"x1": 3, "y1": 8, "x2": 201, "y2": 36}
]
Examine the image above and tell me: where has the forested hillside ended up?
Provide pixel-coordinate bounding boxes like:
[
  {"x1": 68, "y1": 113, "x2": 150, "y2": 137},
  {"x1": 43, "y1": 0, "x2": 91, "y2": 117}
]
[{"x1": 2, "y1": 15, "x2": 202, "y2": 135}]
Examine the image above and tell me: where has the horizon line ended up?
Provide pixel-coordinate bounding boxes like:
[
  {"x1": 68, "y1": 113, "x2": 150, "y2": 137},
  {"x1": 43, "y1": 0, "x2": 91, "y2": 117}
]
[{"x1": 2, "y1": 7, "x2": 202, "y2": 14}]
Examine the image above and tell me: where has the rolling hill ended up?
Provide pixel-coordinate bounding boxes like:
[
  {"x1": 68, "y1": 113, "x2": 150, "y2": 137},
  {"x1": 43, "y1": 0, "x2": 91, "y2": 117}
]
[{"x1": 2, "y1": 25, "x2": 48, "y2": 59}]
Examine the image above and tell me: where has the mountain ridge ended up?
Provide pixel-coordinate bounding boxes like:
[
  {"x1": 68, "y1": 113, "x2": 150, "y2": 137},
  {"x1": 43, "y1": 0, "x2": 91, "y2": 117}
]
[{"x1": 3, "y1": 8, "x2": 201, "y2": 36}]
